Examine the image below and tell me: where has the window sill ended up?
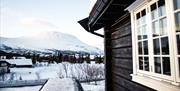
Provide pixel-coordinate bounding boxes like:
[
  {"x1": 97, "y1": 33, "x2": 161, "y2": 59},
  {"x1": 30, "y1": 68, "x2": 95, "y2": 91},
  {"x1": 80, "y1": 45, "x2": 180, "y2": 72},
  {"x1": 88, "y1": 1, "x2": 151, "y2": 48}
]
[{"x1": 131, "y1": 74, "x2": 180, "y2": 91}]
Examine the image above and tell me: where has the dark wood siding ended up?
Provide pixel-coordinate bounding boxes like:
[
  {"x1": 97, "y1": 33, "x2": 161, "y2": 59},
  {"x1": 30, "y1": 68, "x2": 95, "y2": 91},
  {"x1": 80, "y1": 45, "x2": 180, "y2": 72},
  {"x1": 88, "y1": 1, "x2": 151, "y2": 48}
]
[{"x1": 104, "y1": 13, "x2": 155, "y2": 91}]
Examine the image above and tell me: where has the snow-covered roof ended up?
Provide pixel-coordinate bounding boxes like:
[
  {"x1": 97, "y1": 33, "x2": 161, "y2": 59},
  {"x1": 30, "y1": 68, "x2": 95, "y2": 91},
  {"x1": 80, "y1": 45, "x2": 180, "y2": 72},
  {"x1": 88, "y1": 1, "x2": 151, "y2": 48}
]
[
  {"x1": 5, "y1": 59, "x2": 32, "y2": 66},
  {"x1": 41, "y1": 78, "x2": 82, "y2": 91}
]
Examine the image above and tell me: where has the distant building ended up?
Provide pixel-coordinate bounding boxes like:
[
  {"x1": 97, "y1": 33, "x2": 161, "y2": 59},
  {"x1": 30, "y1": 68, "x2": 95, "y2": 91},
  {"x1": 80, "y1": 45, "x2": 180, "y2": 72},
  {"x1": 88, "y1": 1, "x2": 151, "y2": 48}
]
[{"x1": 0, "y1": 56, "x2": 33, "y2": 68}]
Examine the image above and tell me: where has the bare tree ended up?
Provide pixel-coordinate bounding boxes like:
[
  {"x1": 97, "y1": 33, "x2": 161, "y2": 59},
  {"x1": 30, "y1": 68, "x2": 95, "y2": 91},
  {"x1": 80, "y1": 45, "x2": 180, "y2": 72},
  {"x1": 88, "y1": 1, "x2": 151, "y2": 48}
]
[
  {"x1": 35, "y1": 72, "x2": 40, "y2": 80},
  {"x1": 61, "y1": 62, "x2": 69, "y2": 78}
]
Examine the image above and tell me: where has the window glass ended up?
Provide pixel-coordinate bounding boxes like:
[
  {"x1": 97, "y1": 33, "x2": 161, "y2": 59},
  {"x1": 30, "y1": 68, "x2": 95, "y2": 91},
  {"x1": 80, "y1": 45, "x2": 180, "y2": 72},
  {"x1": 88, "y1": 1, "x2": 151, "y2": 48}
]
[
  {"x1": 144, "y1": 57, "x2": 149, "y2": 71},
  {"x1": 138, "y1": 42, "x2": 143, "y2": 54},
  {"x1": 142, "y1": 25, "x2": 148, "y2": 39},
  {"x1": 173, "y1": 0, "x2": 180, "y2": 10},
  {"x1": 152, "y1": 21, "x2": 159, "y2": 37},
  {"x1": 159, "y1": 18, "x2": 167, "y2": 35},
  {"x1": 158, "y1": 0, "x2": 166, "y2": 16},
  {"x1": 143, "y1": 41, "x2": 149, "y2": 55},
  {"x1": 139, "y1": 57, "x2": 143, "y2": 70},
  {"x1": 151, "y1": 3, "x2": 158, "y2": 20},
  {"x1": 137, "y1": 12, "x2": 141, "y2": 26},
  {"x1": 153, "y1": 39, "x2": 160, "y2": 55},
  {"x1": 177, "y1": 34, "x2": 180, "y2": 54},
  {"x1": 161, "y1": 37, "x2": 169, "y2": 55},
  {"x1": 162, "y1": 57, "x2": 171, "y2": 75},
  {"x1": 175, "y1": 12, "x2": 180, "y2": 32},
  {"x1": 138, "y1": 27, "x2": 142, "y2": 40},
  {"x1": 179, "y1": 58, "x2": 180, "y2": 77},
  {"x1": 155, "y1": 57, "x2": 161, "y2": 74},
  {"x1": 142, "y1": 9, "x2": 146, "y2": 23}
]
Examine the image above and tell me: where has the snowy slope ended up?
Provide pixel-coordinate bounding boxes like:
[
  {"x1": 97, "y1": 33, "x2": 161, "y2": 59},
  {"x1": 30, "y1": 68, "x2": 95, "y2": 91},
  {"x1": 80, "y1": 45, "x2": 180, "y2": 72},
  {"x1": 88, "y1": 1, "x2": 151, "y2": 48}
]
[{"x1": 0, "y1": 31, "x2": 103, "y2": 54}]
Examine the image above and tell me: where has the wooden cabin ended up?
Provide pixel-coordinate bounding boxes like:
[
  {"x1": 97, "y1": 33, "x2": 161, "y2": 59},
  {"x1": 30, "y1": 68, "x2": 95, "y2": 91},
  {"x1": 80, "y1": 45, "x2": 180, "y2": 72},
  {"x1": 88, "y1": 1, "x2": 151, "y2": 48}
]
[{"x1": 79, "y1": 0, "x2": 180, "y2": 91}]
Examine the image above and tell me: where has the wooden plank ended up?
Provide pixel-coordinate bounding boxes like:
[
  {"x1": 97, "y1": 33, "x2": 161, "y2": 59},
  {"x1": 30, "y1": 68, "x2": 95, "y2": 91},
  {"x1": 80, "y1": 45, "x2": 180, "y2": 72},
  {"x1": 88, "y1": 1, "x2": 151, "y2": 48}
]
[
  {"x1": 111, "y1": 35, "x2": 132, "y2": 48},
  {"x1": 111, "y1": 22, "x2": 131, "y2": 39},
  {"x1": 112, "y1": 47, "x2": 132, "y2": 58},
  {"x1": 112, "y1": 57, "x2": 133, "y2": 70},
  {"x1": 113, "y1": 82, "x2": 129, "y2": 91},
  {"x1": 112, "y1": 66, "x2": 132, "y2": 80},
  {"x1": 112, "y1": 75, "x2": 155, "y2": 91}
]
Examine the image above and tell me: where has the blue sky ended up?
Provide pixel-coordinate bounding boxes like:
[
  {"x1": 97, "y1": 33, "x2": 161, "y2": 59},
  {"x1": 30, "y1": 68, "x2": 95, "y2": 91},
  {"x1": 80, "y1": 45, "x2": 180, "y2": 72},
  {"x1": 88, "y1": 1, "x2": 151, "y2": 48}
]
[{"x1": 0, "y1": 0, "x2": 103, "y2": 49}]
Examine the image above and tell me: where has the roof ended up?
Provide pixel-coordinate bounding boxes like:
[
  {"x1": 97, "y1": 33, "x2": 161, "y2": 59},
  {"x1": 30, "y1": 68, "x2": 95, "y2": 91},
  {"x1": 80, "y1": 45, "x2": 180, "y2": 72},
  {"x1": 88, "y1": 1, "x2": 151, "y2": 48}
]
[
  {"x1": 41, "y1": 78, "x2": 83, "y2": 91},
  {"x1": 78, "y1": 0, "x2": 135, "y2": 34}
]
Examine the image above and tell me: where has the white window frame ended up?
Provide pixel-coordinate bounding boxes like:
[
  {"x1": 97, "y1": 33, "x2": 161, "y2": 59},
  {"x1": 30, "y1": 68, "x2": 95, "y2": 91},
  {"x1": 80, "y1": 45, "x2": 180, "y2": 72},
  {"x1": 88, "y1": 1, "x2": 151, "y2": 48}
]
[
  {"x1": 126, "y1": 0, "x2": 180, "y2": 90},
  {"x1": 169, "y1": 0, "x2": 180, "y2": 82}
]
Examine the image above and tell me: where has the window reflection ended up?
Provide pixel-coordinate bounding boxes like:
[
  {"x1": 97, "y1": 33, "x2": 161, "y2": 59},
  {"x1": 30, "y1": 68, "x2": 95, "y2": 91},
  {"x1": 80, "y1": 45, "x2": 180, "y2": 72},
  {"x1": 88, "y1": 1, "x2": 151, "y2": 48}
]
[
  {"x1": 158, "y1": 0, "x2": 166, "y2": 16},
  {"x1": 138, "y1": 27, "x2": 142, "y2": 40},
  {"x1": 144, "y1": 57, "x2": 149, "y2": 71},
  {"x1": 139, "y1": 57, "x2": 143, "y2": 70},
  {"x1": 153, "y1": 39, "x2": 160, "y2": 55},
  {"x1": 138, "y1": 42, "x2": 143, "y2": 55},
  {"x1": 151, "y1": 3, "x2": 158, "y2": 20},
  {"x1": 176, "y1": 34, "x2": 180, "y2": 54},
  {"x1": 142, "y1": 25, "x2": 148, "y2": 39},
  {"x1": 173, "y1": 0, "x2": 180, "y2": 10},
  {"x1": 159, "y1": 18, "x2": 167, "y2": 35},
  {"x1": 152, "y1": 21, "x2": 159, "y2": 37},
  {"x1": 143, "y1": 41, "x2": 149, "y2": 55},
  {"x1": 162, "y1": 57, "x2": 171, "y2": 76},
  {"x1": 155, "y1": 57, "x2": 161, "y2": 74},
  {"x1": 175, "y1": 12, "x2": 180, "y2": 32},
  {"x1": 161, "y1": 37, "x2": 169, "y2": 55},
  {"x1": 179, "y1": 58, "x2": 180, "y2": 77}
]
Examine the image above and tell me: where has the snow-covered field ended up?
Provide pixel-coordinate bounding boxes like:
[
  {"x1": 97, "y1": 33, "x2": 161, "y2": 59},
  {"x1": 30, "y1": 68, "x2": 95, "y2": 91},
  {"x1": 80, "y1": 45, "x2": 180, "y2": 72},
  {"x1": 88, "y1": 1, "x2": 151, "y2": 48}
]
[
  {"x1": 81, "y1": 81, "x2": 104, "y2": 91},
  {"x1": 0, "y1": 85, "x2": 42, "y2": 91},
  {"x1": 0, "y1": 62, "x2": 105, "y2": 91}
]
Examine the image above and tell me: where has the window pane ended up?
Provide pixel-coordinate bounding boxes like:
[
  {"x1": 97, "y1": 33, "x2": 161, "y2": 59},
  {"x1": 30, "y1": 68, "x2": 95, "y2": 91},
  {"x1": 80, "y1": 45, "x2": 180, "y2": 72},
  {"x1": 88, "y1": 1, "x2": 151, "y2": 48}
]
[
  {"x1": 151, "y1": 3, "x2": 158, "y2": 20},
  {"x1": 158, "y1": 0, "x2": 166, "y2": 16},
  {"x1": 138, "y1": 27, "x2": 142, "y2": 40},
  {"x1": 159, "y1": 18, "x2": 167, "y2": 36},
  {"x1": 144, "y1": 57, "x2": 149, "y2": 71},
  {"x1": 139, "y1": 57, "x2": 143, "y2": 70},
  {"x1": 155, "y1": 57, "x2": 161, "y2": 74},
  {"x1": 142, "y1": 25, "x2": 148, "y2": 39},
  {"x1": 175, "y1": 12, "x2": 180, "y2": 32},
  {"x1": 176, "y1": 34, "x2": 180, "y2": 54},
  {"x1": 143, "y1": 41, "x2": 149, "y2": 55},
  {"x1": 142, "y1": 9, "x2": 146, "y2": 24},
  {"x1": 152, "y1": 21, "x2": 159, "y2": 37},
  {"x1": 153, "y1": 38, "x2": 160, "y2": 55},
  {"x1": 138, "y1": 42, "x2": 143, "y2": 55},
  {"x1": 162, "y1": 57, "x2": 171, "y2": 76},
  {"x1": 173, "y1": 0, "x2": 180, "y2": 10},
  {"x1": 136, "y1": 12, "x2": 141, "y2": 26},
  {"x1": 179, "y1": 58, "x2": 180, "y2": 77},
  {"x1": 161, "y1": 37, "x2": 169, "y2": 55}
]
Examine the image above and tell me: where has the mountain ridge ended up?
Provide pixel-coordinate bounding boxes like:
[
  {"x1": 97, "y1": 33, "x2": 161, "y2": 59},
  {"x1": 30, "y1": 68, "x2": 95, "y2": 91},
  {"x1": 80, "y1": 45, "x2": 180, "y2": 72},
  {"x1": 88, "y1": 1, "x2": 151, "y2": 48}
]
[{"x1": 0, "y1": 31, "x2": 103, "y2": 55}]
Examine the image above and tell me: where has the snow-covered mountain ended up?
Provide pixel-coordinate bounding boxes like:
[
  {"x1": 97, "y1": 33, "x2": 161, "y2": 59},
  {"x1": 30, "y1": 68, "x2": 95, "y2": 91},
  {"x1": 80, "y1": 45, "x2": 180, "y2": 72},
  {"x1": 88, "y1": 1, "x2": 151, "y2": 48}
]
[{"x1": 0, "y1": 31, "x2": 103, "y2": 55}]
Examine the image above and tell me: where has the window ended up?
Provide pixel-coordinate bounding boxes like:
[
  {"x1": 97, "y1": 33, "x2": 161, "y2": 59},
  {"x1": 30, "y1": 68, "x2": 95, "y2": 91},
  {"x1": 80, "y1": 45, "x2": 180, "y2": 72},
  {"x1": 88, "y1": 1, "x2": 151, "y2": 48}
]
[
  {"x1": 174, "y1": 0, "x2": 180, "y2": 82},
  {"x1": 128, "y1": 0, "x2": 180, "y2": 89}
]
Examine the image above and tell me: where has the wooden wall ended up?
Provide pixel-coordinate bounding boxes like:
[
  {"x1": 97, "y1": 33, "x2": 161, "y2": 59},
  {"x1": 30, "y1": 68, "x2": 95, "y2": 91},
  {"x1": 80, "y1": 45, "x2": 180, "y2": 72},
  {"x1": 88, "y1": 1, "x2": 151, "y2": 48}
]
[{"x1": 104, "y1": 13, "x2": 155, "y2": 91}]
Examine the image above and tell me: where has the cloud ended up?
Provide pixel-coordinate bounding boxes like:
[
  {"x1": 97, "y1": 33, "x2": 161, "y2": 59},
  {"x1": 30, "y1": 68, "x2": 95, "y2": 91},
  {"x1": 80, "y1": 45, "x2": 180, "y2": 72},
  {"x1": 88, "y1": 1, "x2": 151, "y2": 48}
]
[{"x1": 20, "y1": 17, "x2": 60, "y2": 31}]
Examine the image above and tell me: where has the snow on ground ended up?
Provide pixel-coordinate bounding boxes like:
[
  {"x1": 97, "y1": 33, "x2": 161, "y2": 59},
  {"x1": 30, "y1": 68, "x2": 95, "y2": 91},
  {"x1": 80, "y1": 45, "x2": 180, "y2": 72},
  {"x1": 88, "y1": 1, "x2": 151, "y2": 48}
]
[
  {"x1": 0, "y1": 62, "x2": 105, "y2": 91},
  {"x1": 0, "y1": 85, "x2": 42, "y2": 91},
  {"x1": 1, "y1": 62, "x2": 104, "y2": 81},
  {"x1": 81, "y1": 80, "x2": 105, "y2": 91}
]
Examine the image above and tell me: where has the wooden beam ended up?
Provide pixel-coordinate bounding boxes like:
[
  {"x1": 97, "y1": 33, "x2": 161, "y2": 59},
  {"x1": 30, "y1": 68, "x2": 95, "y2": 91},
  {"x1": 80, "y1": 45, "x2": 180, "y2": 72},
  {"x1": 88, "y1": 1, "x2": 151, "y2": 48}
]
[{"x1": 104, "y1": 26, "x2": 112, "y2": 91}]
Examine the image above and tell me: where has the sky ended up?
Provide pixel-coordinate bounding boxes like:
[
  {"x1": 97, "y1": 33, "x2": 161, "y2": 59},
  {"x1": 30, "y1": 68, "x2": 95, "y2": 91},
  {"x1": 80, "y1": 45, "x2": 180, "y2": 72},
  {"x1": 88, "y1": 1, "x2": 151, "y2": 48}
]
[{"x1": 0, "y1": 0, "x2": 104, "y2": 50}]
